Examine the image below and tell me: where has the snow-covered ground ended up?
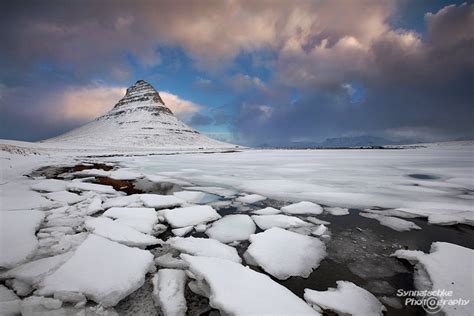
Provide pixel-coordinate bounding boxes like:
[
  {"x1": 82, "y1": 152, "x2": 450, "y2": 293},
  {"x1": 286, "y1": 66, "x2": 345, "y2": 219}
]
[{"x1": 0, "y1": 139, "x2": 473, "y2": 315}]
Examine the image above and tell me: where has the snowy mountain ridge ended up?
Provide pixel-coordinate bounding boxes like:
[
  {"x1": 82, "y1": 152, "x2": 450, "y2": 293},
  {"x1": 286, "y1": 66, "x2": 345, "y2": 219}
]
[{"x1": 43, "y1": 80, "x2": 234, "y2": 150}]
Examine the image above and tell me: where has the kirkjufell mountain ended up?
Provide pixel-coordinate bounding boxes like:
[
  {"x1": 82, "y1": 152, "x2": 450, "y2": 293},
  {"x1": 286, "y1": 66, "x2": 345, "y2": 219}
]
[{"x1": 44, "y1": 80, "x2": 234, "y2": 149}]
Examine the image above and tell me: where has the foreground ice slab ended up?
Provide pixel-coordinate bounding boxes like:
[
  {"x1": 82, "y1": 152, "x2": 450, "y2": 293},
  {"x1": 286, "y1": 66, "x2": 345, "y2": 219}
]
[
  {"x1": 0, "y1": 284, "x2": 21, "y2": 315},
  {"x1": 0, "y1": 210, "x2": 45, "y2": 268},
  {"x1": 44, "y1": 191, "x2": 85, "y2": 204},
  {"x1": 85, "y1": 217, "x2": 161, "y2": 247},
  {"x1": 182, "y1": 255, "x2": 319, "y2": 315},
  {"x1": 152, "y1": 269, "x2": 187, "y2": 316},
  {"x1": 103, "y1": 207, "x2": 158, "y2": 234},
  {"x1": 252, "y1": 207, "x2": 281, "y2": 215},
  {"x1": 67, "y1": 182, "x2": 118, "y2": 194},
  {"x1": 173, "y1": 191, "x2": 220, "y2": 204},
  {"x1": 38, "y1": 234, "x2": 154, "y2": 307},
  {"x1": 167, "y1": 237, "x2": 241, "y2": 263},
  {"x1": 392, "y1": 242, "x2": 473, "y2": 316},
  {"x1": 140, "y1": 194, "x2": 184, "y2": 209},
  {"x1": 251, "y1": 214, "x2": 311, "y2": 230},
  {"x1": 206, "y1": 215, "x2": 256, "y2": 243},
  {"x1": 244, "y1": 227, "x2": 326, "y2": 280},
  {"x1": 31, "y1": 179, "x2": 68, "y2": 193},
  {"x1": 0, "y1": 252, "x2": 72, "y2": 284},
  {"x1": 304, "y1": 281, "x2": 385, "y2": 316},
  {"x1": 360, "y1": 212, "x2": 421, "y2": 232},
  {"x1": 162, "y1": 205, "x2": 221, "y2": 228},
  {"x1": 281, "y1": 201, "x2": 323, "y2": 215},
  {"x1": 325, "y1": 206, "x2": 349, "y2": 216},
  {"x1": 236, "y1": 194, "x2": 267, "y2": 204}
]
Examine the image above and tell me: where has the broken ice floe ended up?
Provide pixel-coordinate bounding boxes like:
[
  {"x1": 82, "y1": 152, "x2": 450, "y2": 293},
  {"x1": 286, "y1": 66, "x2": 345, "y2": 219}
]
[
  {"x1": 359, "y1": 212, "x2": 421, "y2": 232},
  {"x1": 152, "y1": 269, "x2": 187, "y2": 316},
  {"x1": 251, "y1": 214, "x2": 311, "y2": 230},
  {"x1": 236, "y1": 194, "x2": 267, "y2": 204},
  {"x1": 251, "y1": 206, "x2": 281, "y2": 215},
  {"x1": 244, "y1": 227, "x2": 326, "y2": 280},
  {"x1": 0, "y1": 210, "x2": 44, "y2": 268},
  {"x1": 281, "y1": 201, "x2": 324, "y2": 215},
  {"x1": 140, "y1": 194, "x2": 185, "y2": 209},
  {"x1": 182, "y1": 255, "x2": 319, "y2": 315},
  {"x1": 103, "y1": 207, "x2": 158, "y2": 234},
  {"x1": 205, "y1": 214, "x2": 256, "y2": 243},
  {"x1": 162, "y1": 205, "x2": 221, "y2": 228},
  {"x1": 392, "y1": 242, "x2": 473, "y2": 316},
  {"x1": 38, "y1": 234, "x2": 154, "y2": 307},
  {"x1": 167, "y1": 237, "x2": 241, "y2": 263},
  {"x1": 304, "y1": 281, "x2": 386, "y2": 316},
  {"x1": 85, "y1": 217, "x2": 161, "y2": 247}
]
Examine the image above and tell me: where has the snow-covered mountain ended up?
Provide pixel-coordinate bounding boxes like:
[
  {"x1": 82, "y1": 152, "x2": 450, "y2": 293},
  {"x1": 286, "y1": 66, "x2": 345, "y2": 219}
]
[{"x1": 43, "y1": 80, "x2": 234, "y2": 149}]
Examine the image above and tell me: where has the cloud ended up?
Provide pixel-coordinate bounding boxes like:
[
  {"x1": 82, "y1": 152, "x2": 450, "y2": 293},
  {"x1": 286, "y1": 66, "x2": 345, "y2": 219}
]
[
  {"x1": 56, "y1": 85, "x2": 126, "y2": 121},
  {"x1": 159, "y1": 91, "x2": 201, "y2": 120}
]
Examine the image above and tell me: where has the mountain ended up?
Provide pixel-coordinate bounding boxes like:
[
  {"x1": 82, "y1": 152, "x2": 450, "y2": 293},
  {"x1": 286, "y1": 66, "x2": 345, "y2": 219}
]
[
  {"x1": 316, "y1": 135, "x2": 396, "y2": 148},
  {"x1": 44, "y1": 80, "x2": 235, "y2": 149},
  {"x1": 259, "y1": 135, "x2": 401, "y2": 149}
]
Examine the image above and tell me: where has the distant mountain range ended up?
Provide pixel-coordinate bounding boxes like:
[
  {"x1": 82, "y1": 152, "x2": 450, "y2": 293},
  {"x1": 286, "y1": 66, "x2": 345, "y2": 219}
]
[{"x1": 258, "y1": 135, "x2": 416, "y2": 149}]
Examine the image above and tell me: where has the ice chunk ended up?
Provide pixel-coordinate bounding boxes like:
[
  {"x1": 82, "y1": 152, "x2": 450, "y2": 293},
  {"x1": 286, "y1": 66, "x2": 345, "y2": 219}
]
[
  {"x1": 74, "y1": 169, "x2": 110, "y2": 177},
  {"x1": 304, "y1": 281, "x2": 386, "y2": 316},
  {"x1": 244, "y1": 227, "x2": 326, "y2": 280},
  {"x1": 109, "y1": 169, "x2": 142, "y2": 180},
  {"x1": 38, "y1": 234, "x2": 154, "y2": 307},
  {"x1": 311, "y1": 224, "x2": 328, "y2": 236},
  {"x1": 152, "y1": 269, "x2": 187, "y2": 316},
  {"x1": 103, "y1": 207, "x2": 158, "y2": 234},
  {"x1": 162, "y1": 205, "x2": 221, "y2": 228},
  {"x1": 184, "y1": 186, "x2": 237, "y2": 198},
  {"x1": 281, "y1": 201, "x2": 323, "y2": 215},
  {"x1": 173, "y1": 191, "x2": 220, "y2": 204},
  {"x1": 140, "y1": 194, "x2": 185, "y2": 209},
  {"x1": 103, "y1": 194, "x2": 143, "y2": 209},
  {"x1": 392, "y1": 242, "x2": 473, "y2": 316},
  {"x1": 67, "y1": 182, "x2": 118, "y2": 194},
  {"x1": 0, "y1": 284, "x2": 21, "y2": 315},
  {"x1": 182, "y1": 255, "x2": 319, "y2": 315},
  {"x1": 53, "y1": 291, "x2": 86, "y2": 304},
  {"x1": 325, "y1": 207, "x2": 349, "y2": 216},
  {"x1": 251, "y1": 214, "x2": 311, "y2": 230},
  {"x1": 85, "y1": 217, "x2": 161, "y2": 247},
  {"x1": 20, "y1": 296, "x2": 64, "y2": 314},
  {"x1": 172, "y1": 226, "x2": 193, "y2": 237},
  {"x1": 44, "y1": 191, "x2": 85, "y2": 204},
  {"x1": 0, "y1": 252, "x2": 73, "y2": 284},
  {"x1": 154, "y1": 253, "x2": 188, "y2": 269},
  {"x1": 306, "y1": 216, "x2": 331, "y2": 225},
  {"x1": 0, "y1": 210, "x2": 45, "y2": 268},
  {"x1": 167, "y1": 237, "x2": 241, "y2": 263},
  {"x1": 359, "y1": 213, "x2": 421, "y2": 232},
  {"x1": 31, "y1": 179, "x2": 68, "y2": 192},
  {"x1": 194, "y1": 223, "x2": 208, "y2": 232},
  {"x1": 252, "y1": 207, "x2": 281, "y2": 215},
  {"x1": 1, "y1": 182, "x2": 55, "y2": 211},
  {"x1": 206, "y1": 215, "x2": 256, "y2": 243},
  {"x1": 236, "y1": 194, "x2": 267, "y2": 204}
]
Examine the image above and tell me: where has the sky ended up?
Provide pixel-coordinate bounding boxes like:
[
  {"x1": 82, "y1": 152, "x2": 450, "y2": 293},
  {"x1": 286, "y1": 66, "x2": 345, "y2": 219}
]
[{"x1": 0, "y1": 0, "x2": 472, "y2": 146}]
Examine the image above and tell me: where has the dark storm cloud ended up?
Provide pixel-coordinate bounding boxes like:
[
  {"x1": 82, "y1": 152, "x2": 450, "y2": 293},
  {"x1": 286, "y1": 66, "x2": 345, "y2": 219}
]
[{"x1": 236, "y1": 3, "x2": 474, "y2": 145}]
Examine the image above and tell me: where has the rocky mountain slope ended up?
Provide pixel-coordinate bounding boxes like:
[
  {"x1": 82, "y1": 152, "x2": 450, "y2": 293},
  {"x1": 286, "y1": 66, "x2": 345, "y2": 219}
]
[{"x1": 44, "y1": 80, "x2": 234, "y2": 149}]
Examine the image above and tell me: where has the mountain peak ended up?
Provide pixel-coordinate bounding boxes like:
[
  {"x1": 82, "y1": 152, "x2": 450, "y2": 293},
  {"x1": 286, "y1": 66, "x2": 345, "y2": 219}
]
[{"x1": 114, "y1": 79, "x2": 166, "y2": 109}]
